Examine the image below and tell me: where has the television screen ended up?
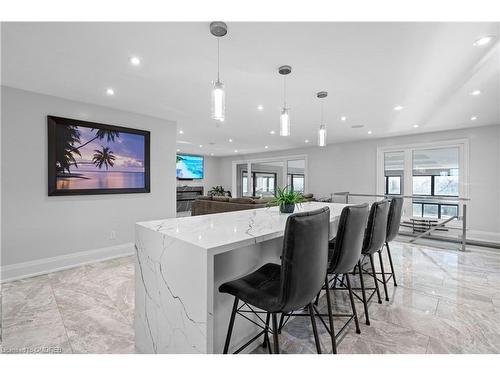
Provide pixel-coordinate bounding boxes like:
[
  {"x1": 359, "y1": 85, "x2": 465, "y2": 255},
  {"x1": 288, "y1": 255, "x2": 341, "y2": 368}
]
[
  {"x1": 176, "y1": 154, "x2": 204, "y2": 179},
  {"x1": 48, "y1": 116, "x2": 150, "y2": 196}
]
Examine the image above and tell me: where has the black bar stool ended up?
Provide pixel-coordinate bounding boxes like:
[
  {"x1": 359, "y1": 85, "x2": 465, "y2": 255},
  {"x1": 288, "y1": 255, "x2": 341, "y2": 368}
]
[
  {"x1": 315, "y1": 204, "x2": 369, "y2": 353},
  {"x1": 384, "y1": 197, "x2": 403, "y2": 289},
  {"x1": 355, "y1": 199, "x2": 390, "y2": 325},
  {"x1": 219, "y1": 207, "x2": 331, "y2": 354},
  {"x1": 363, "y1": 197, "x2": 403, "y2": 302}
]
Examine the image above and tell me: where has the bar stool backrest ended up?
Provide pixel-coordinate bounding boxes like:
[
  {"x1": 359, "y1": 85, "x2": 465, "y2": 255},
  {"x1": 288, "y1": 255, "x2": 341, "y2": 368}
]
[
  {"x1": 386, "y1": 197, "x2": 403, "y2": 243},
  {"x1": 279, "y1": 207, "x2": 330, "y2": 312},
  {"x1": 328, "y1": 204, "x2": 369, "y2": 274},
  {"x1": 362, "y1": 199, "x2": 390, "y2": 255}
]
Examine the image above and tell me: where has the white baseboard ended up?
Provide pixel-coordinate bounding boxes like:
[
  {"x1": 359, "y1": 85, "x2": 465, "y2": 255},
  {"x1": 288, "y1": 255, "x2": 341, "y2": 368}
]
[{"x1": 1, "y1": 243, "x2": 134, "y2": 283}]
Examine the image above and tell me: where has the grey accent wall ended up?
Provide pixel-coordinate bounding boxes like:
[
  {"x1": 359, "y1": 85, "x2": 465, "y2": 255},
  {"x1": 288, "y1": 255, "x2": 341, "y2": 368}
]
[
  {"x1": 1, "y1": 86, "x2": 177, "y2": 266},
  {"x1": 216, "y1": 125, "x2": 500, "y2": 236}
]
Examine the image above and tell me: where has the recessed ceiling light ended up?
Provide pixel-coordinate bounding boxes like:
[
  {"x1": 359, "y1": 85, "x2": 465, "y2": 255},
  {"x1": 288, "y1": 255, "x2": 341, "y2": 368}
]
[
  {"x1": 473, "y1": 35, "x2": 495, "y2": 47},
  {"x1": 199, "y1": 144, "x2": 203, "y2": 148},
  {"x1": 270, "y1": 130, "x2": 275, "y2": 135},
  {"x1": 106, "y1": 88, "x2": 115, "y2": 96},
  {"x1": 305, "y1": 139, "x2": 309, "y2": 143},
  {"x1": 340, "y1": 116, "x2": 347, "y2": 121},
  {"x1": 393, "y1": 105, "x2": 403, "y2": 111},
  {"x1": 179, "y1": 130, "x2": 184, "y2": 134},
  {"x1": 413, "y1": 124, "x2": 419, "y2": 128},
  {"x1": 210, "y1": 153, "x2": 214, "y2": 156},
  {"x1": 367, "y1": 130, "x2": 373, "y2": 135},
  {"x1": 228, "y1": 138, "x2": 233, "y2": 143},
  {"x1": 234, "y1": 149, "x2": 238, "y2": 153},
  {"x1": 470, "y1": 90, "x2": 481, "y2": 96},
  {"x1": 264, "y1": 145, "x2": 268, "y2": 149},
  {"x1": 177, "y1": 149, "x2": 180, "y2": 152},
  {"x1": 257, "y1": 105, "x2": 264, "y2": 111},
  {"x1": 471, "y1": 116, "x2": 478, "y2": 121},
  {"x1": 351, "y1": 125, "x2": 364, "y2": 129},
  {"x1": 129, "y1": 56, "x2": 141, "y2": 66}
]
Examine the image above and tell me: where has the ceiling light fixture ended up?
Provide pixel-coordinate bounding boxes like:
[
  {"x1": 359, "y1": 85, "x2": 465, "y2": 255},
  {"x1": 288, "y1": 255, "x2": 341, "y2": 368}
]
[
  {"x1": 106, "y1": 88, "x2": 115, "y2": 96},
  {"x1": 210, "y1": 21, "x2": 227, "y2": 122},
  {"x1": 413, "y1": 124, "x2": 419, "y2": 128},
  {"x1": 264, "y1": 145, "x2": 268, "y2": 149},
  {"x1": 367, "y1": 130, "x2": 373, "y2": 135},
  {"x1": 199, "y1": 144, "x2": 203, "y2": 148},
  {"x1": 278, "y1": 65, "x2": 292, "y2": 136},
  {"x1": 257, "y1": 105, "x2": 264, "y2": 111},
  {"x1": 234, "y1": 149, "x2": 238, "y2": 153},
  {"x1": 317, "y1": 91, "x2": 328, "y2": 147},
  {"x1": 177, "y1": 149, "x2": 180, "y2": 152},
  {"x1": 305, "y1": 139, "x2": 309, "y2": 143},
  {"x1": 270, "y1": 130, "x2": 275, "y2": 135},
  {"x1": 471, "y1": 116, "x2": 478, "y2": 121},
  {"x1": 210, "y1": 153, "x2": 214, "y2": 156},
  {"x1": 340, "y1": 116, "x2": 347, "y2": 121},
  {"x1": 473, "y1": 35, "x2": 495, "y2": 47},
  {"x1": 228, "y1": 138, "x2": 233, "y2": 143},
  {"x1": 129, "y1": 56, "x2": 141, "y2": 66},
  {"x1": 470, "y1": 90, "x2": 481, "y2": 96},
  {"x1": 179, "y1": 130, "x2": 184, "y2": 134},
  {"x1": 393, "y1": 105, "x2": 403, "y2": 111}
]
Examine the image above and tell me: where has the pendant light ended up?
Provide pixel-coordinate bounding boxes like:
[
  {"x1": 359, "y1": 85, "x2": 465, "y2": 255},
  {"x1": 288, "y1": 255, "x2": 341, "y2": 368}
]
[
  {"x1": 210, "y1": 22, "x2": 227, "y2": 122},
  {"x1": 317, "y1": 91, "x2": 328, "y2": 147},
  {"x1": 278, "y1": 65, "x2": 292, "y2": 136}
]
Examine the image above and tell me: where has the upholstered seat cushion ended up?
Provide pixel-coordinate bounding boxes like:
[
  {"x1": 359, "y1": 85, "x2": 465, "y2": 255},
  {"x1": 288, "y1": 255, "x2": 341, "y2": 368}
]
[{"x1": 218, "y1": 263, "x2": 282, "y2": 312}]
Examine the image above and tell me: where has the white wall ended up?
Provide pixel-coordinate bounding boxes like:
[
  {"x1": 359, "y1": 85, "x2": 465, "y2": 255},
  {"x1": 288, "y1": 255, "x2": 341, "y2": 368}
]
[
  {"x1": 176, "y1": 155, "x2": 220, "y2": 195},
  {"x1": 1, "y1": 87, "x2": 177, "y2": 279},
  {"x1": 217, "y1": 125, "x2": 500, "y2": 239}
]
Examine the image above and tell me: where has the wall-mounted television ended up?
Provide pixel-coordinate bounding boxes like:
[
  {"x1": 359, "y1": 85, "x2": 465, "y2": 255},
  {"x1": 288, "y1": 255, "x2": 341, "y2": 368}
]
[
  {"x1": 48, "y1": 116, "x2": 150, "y2": 196},
  {"x1": 176, "y1": 154, "x2": 204, "y2": 180}
]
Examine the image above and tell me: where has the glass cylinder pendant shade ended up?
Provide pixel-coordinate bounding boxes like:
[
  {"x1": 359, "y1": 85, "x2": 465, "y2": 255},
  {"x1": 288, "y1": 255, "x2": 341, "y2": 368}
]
[
  {"x1": 211, "y1": 80, "x2": 225, "y2": 121},
  {"x1": 280, "y1": 108, "x2": 290, "y2": 136},
  {"x1": 318, "y1": 125, "x2": 327, "y2": 147}
]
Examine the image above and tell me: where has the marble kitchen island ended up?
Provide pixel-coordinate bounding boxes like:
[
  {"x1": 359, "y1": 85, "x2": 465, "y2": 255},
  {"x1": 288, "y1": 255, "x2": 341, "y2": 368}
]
[{"x1": 135, "y1": 202, "x2": 348, "y2": 354}]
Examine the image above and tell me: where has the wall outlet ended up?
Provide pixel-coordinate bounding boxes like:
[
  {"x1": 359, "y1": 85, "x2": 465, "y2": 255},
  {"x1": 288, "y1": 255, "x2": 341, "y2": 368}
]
[{"x1": 110, "y1": 230, "x2": 117, "y2": 240}]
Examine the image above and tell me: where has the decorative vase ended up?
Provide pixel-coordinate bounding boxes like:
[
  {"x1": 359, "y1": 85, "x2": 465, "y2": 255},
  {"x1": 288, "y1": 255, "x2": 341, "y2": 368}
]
[{"x1": 280, "y1": 203, "x2": 295, "y2": 213}]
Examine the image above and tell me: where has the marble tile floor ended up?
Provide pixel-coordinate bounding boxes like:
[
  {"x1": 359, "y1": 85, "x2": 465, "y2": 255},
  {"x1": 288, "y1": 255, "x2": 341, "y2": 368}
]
[{"x1": 1, "y1": 240, "x2": 499, "y2": 354}]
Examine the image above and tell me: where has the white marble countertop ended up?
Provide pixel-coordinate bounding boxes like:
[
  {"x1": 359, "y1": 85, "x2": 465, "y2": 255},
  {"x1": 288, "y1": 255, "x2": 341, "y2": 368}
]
[{"x1": 137, "y1": 202, "x2": 348, "y2": 254}]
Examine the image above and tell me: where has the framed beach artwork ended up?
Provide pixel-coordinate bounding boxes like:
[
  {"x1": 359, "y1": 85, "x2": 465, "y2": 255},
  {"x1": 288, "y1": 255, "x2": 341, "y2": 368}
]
[{"x1": 48, "y1": 116, "x2": 150, "y2": 196}]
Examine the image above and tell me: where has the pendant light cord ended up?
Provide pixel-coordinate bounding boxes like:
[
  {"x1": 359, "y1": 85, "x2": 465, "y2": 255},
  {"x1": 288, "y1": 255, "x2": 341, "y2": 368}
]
[
  {"x1": 283, "y1": 75, "x2": 287, "y2": 108},
  {"x1": 217, "y1": 38, "x2": 220, "y2": 82}
]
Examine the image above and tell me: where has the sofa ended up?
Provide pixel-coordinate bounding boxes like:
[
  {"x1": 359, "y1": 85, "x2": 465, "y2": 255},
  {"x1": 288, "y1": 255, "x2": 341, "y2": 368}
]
[{"x1": 191, "y1": 193, "x2": 315, "y2": 216}]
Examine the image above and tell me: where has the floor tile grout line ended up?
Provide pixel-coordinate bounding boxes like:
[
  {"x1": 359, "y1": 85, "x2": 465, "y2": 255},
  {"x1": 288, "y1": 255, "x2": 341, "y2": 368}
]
[{"x1": 48, "y1": 274, "x2": 74, "y2": 354}]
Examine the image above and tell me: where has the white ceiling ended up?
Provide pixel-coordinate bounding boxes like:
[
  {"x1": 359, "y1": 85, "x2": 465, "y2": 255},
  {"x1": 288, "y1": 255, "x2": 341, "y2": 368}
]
[{"x1": 2, "y1": 22, "x2": 499, "y2": 156}]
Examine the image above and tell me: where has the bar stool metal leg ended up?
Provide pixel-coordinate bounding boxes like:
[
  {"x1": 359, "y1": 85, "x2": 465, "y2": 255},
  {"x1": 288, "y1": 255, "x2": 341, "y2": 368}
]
[
  {"x1": 358, "y1": 260, "x2": 370, "y2": 325},
  {"x1": 308, "y1": 303, "x2": 322, "y2": 354},
  {"x1": 272, "y1": 313, "x2": 280, "y2": 354},
  {"x1": 223, "y1": 297, "x2": 239, "y2": 354},
  {"x1": 369, "y1": 254, "x2": 382, "y2": 304},
  {"x1": 345, "y1": 274, "x2": 361, "y2": 334},
  {"x1": 324, "y1": 276, "x2": 337, "y2": 354},
  {"x1": 386, "y1": 242, "x2": 398, "y2": 286},
  {"x1": 277, "y1": 312, "x2": 286, "y2": 334},
  {"x1": 263, "y1": 312, "x2": 271, "y2": 350},
  {"x1": 378, "y1": 250, "x2": 390, "y2": 301}
]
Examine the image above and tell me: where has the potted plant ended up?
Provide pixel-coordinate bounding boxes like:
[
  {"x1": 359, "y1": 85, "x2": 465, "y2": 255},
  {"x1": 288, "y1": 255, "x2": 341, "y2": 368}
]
[
  {"x1": 269, "y1": 186, "x2": 305, "y2": 213},
  {"x1": 208, "y1": 185, "x2": 230, "y2": 197}
]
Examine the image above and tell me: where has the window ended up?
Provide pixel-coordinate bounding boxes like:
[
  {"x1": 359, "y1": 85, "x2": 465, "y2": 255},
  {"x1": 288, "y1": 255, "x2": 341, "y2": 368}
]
[
  {"x1": 384, "y1": 151, "x2": 404, "y2": 196},
  {"x1": 287, "y1": 174, "x2": 305, "y2": 193},
  {"x1": 411, "y1": 202, "x2": 459, "y2": 219},
  {"x1": 242, "y1": 171, "x2": 277, "y2": 197},
  {"x1": 412, "y1": 176, "x2": 432, "y2": 195},
  {"x1": 385, "y1": 176, "x2": 401, "y2": 195},
  {"x1": 434, "y1": 175, "x2": 459, "y2": 196}
]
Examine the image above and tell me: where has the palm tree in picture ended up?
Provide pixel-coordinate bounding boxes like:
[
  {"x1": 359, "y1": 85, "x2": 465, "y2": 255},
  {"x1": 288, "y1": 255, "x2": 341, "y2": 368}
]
[
  {"x1": 92, "y1": 147, "x2": 116, "y2": 170},
  {"x1": 71, "y1": 128, "x2": 120, "y2": 152},
  {"x1": 56, "y1": 125, "x2": 81, "y2": 173}
]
